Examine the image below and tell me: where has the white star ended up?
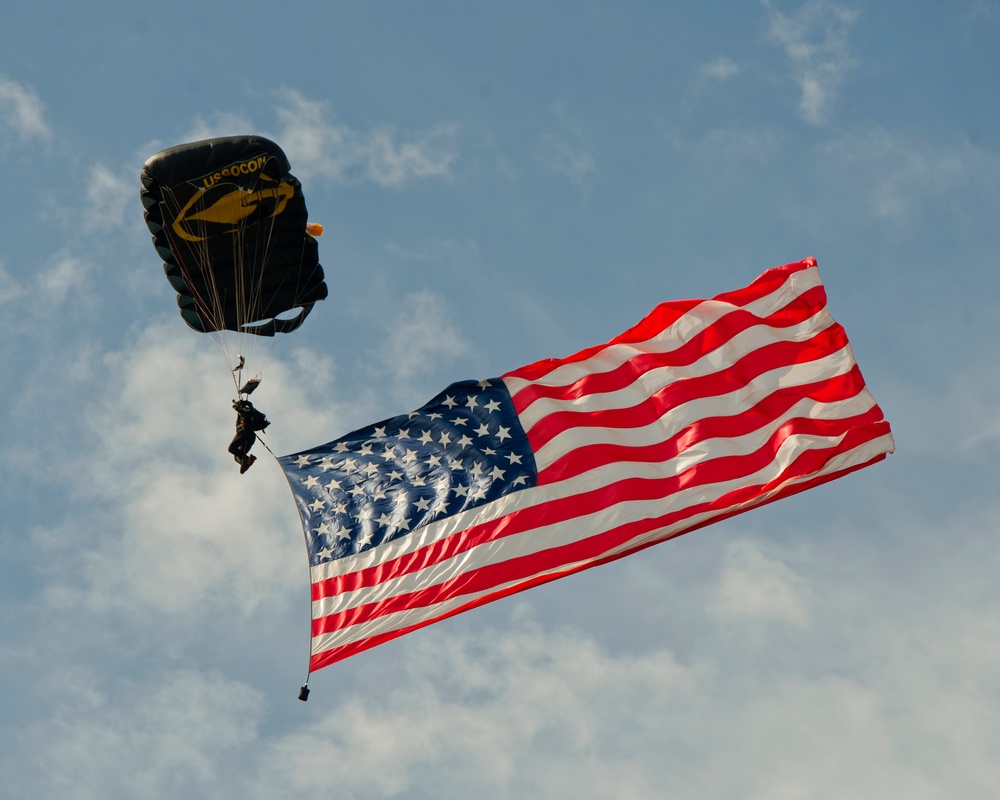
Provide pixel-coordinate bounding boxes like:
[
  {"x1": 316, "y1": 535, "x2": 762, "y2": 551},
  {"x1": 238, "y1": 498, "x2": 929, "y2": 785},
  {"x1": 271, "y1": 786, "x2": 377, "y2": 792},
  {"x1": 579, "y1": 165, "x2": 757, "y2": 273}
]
[
  {"x1": 398, "y1": 427, "x2": 411, "y2": 439},
  {"x1": 334, "y1": 442, "x2": 351, "y2": 453},
  {"x1": 319, "y1": 456, "x2": 337, "y2": 472},
  {"x1": 392, "y1": 516, "x2": 412, "y2": 533},
  {"x1": 373, "y1": 426, "x2": 387, "y2": 438},
  {"x1": 438, "y1": 431, "x2": 453, "y2": 446},
  {"x1": 419, "y1": 430, "x2": 434, "y2": 445},
  {"x1": 476, "y1": 423, "x2": 491, "y2": 437},
  {"x1": 465, "y1": 395, "x2": 478, "y2": 411},
  {"x1": 452, "y1": 484, "x2": 469, "y2": 498},
  {"x1": 335, "y1": 526, "x2": 353, "y2": 541},
  {"x1": 469, "y1": 485, "x2": 488, "y2": 500},
  {"x1": 357, "y1": 528, "x2": 374, "y2": 548},
  {"x1": 512, "y1": 475, "x2": 529, "y2": 487},
  {"x1": 470, "y1": 462, "x2": 484, "y2": 477},
  {"x1": 342, "y1": 458, "x2": 358, "y2": 473},
  {"x1": 312, "y1": 521, "x2": 331, "y2": 536},
  {"x1": 304, "y1": 475, "x2": 320, "y2": 490},
  {"x1": 325, "y1": 477, "x2": 343, "y2": 491},
  {"x1": 376, "y1": 512, "x2": 393, "y2": 527},
  {"x1": 428, "y1": 412, "x2": 443, "y2": 420},
  {"x1": 477, "y1": 379, "x2": 491, "y2": 389},
  {"x1": 415, "y1": 497, "x2": 432, "y2": 512},
  {"x1": 505, "y1": 452, "x2": 523, "y2": 465},
  {"x1": 457, "y1": 435, "x2": 473, "y2": 448},
  {"x1": 295, "y1": 454, "x2": 312, "y2": 468},
  {"x1": 349, "y1": 484, "x2": 367, "y2": 497},
  {"x1": 359, "y1": 443, "x2": 373, "y2": 456},
  {"x1": 309, "y1": 497, "x2": 325, "y2": 512},
  {"x1": 442, "y1": 395, "x2": 458, "y2": 408},
  {"x1": 496, "y1": 426, "x2": 512, "y2": 442},
  {"x1": 484, "y1": 399, "x2": 501, "y2": 413},
  {"x1": 387, "y1": 469, "x2": 404, "y2": 482},
  {"x1": 489, "y1": 465, "x2": 506, "y2": 481}
]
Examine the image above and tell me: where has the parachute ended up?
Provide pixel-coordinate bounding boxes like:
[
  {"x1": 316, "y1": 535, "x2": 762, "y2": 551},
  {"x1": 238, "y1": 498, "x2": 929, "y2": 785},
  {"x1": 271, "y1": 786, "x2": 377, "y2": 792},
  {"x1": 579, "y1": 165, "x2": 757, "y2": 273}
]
[{"x1": 140, "y1": 135, "x2": 328, "y2": 391}]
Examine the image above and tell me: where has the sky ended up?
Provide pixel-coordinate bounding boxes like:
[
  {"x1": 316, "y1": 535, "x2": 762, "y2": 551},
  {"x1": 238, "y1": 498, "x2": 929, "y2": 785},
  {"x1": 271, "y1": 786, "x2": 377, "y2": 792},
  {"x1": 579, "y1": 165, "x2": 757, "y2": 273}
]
[{"x1": 1, "y1": 0, "x2": 998, "y2": 797}]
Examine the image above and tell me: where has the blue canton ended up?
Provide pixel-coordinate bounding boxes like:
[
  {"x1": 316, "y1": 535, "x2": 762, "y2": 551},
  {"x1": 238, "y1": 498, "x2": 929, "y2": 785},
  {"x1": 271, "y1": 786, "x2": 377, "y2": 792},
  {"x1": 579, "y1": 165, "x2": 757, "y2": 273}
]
[{"x1": 280, "y1": 378, "x2": 538, "y2": 565}]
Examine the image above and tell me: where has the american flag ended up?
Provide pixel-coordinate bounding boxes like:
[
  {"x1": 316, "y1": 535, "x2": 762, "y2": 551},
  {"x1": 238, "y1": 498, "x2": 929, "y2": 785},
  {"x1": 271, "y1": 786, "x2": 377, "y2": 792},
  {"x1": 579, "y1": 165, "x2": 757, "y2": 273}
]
[{"x1": 280, "y1": 258, "x2": 894, "y2": 674}]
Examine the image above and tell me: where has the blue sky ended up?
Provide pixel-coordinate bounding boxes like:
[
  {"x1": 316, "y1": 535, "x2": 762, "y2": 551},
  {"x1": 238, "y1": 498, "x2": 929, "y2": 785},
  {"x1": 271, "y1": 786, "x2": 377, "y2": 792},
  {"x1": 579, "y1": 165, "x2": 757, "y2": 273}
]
[{"x1": 2, "y1": 1, "x2": 999, "y2": 797}]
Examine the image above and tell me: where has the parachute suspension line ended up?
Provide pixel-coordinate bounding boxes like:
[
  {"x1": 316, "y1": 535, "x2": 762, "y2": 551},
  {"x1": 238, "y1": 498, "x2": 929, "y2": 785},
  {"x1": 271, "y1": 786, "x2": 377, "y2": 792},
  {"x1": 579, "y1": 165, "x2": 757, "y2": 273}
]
[{"x1": 158, "y1": 184, "x2": 242, "y2": 375}]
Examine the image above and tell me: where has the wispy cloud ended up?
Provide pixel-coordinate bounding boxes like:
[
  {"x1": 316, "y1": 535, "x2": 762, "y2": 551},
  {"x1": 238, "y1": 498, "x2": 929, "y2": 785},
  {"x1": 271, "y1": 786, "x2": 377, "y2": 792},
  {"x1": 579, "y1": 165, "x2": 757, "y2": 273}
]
[
  {"x1": 709, "y1": 539, "x2": 811, "y2": 627},
  {"x1": 538, "y1": 103, "x2": 598, "y2": 196},
  {"x1": 817, "y1": 126, "x2": 1000, "y2": 225},
  {"x1": 81, "y1": 163, "x2": 134, "y2": 232},
  {"x1": 698, "y1": 56, "x2": 743, "y2": 83},
  {"x1": 365, "y1": 289, "x2": 473, "y2": 403},
  {"x1": 0, "y1": 74, "x2": 50, "y2": 142},
  {"x1": 764, "y1": 0, "x2": 859, "y2": 125},
  {"x1": 274, "y1": 90, "x2": 460, "y2": 187}
]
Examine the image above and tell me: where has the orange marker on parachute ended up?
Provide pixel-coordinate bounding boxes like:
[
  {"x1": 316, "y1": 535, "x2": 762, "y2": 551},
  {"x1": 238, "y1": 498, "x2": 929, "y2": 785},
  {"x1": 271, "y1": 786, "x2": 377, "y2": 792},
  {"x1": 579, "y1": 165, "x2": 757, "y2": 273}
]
[{"x1": 306, "y1": 222, "x2": 324, "y2": 237}]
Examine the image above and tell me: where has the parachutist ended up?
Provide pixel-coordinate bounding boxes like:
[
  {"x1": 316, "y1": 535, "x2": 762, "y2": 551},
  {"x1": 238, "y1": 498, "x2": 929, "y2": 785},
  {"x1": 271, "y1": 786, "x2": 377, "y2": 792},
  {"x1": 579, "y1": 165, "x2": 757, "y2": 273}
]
[
  {"x1": 229, "y1": 398, "x2": 269, "y2": 474},
  {"x1": 232, "y1": 355, "x2": 245, "y2": 373}
]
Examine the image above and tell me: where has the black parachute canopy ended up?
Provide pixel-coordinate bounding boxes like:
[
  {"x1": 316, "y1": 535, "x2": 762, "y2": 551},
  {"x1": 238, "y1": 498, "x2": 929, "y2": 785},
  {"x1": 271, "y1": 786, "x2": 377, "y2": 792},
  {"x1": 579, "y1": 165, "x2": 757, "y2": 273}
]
[{"x1": 140, "y1": 135, "x2": 328, "y2": 336}]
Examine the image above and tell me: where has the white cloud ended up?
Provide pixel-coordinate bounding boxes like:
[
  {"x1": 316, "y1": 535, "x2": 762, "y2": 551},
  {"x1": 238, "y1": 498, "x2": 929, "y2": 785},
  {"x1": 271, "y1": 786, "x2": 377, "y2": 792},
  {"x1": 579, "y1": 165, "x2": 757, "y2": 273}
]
[
  {"x1": 0, "y1": 74, "x2": 50, "y2": 142},
  {"x1": 274, "y1": 90, "x2": 459, "y2": 186},
  {"x1": 365, "y1": 289, "x2": 473, "y2": 404},
  {"x1": 15, "y1": 668, "x2": 264, "y2": 800},
  {"x1": 0, "y1": 261, "x2": 26, "y2": 305},
  {"x1": 184, "y1": 111, "x2": 257, "y2": 143},
  {"x1": 0, "y1": 253, "x2": 91, "y2": 329},
  {"x1": 699, "y1": 56, "x2": 743, "y2": 82},
  {"x1": 80, "y1": 163, "x2": 134, "y2": 232},
  {"x1": 537, "y1": 104, "x2": 598, "y2": 196},
  {"x1": 764, "y1": 0, "x2": 859, "y2": 125},
  {"x1": 709, "y1": 539, "x2": 810, "y2": 627},
  {"x1": 37, "y1": 322, "x2": 341, "y2": 620},
  {"x1": 816, "y1": 126, "x2": 1000, "y2": 225}
]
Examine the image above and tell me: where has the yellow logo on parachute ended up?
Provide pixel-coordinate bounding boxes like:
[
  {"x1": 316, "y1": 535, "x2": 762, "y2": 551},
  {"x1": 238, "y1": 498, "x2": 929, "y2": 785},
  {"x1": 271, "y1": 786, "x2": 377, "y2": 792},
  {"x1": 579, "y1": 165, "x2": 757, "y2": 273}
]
[{"x1": 171, "y1": 171, "x2": 295, "y2": 243}]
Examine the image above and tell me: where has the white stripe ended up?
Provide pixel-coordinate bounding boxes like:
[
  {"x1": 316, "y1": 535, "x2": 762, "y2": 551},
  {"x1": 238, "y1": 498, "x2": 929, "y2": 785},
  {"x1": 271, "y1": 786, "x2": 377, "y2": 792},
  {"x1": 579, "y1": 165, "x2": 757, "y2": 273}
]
[
  {"x1": 311, "y1": 430, "x2": 892, "y2": 656},
  {"x1": 311, "y1": 415, "x2": 882, "y2": 622},
  {"x1": 511, "y1": 306, "x2": 836, "y2": 431},
  {"x1": 530, "y1": 344, "x2": 861, "y2": 471},
  {"x1": 503, "y1": 267, "x2": 825, "y2": 398}
]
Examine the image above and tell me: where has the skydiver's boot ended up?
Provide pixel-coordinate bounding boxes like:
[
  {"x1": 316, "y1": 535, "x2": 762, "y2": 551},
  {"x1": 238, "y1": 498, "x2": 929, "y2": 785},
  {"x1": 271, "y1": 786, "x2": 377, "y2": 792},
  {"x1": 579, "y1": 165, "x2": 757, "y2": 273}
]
[{"x1": 240, "y1": 455, "x2": 256, "y2": 474}]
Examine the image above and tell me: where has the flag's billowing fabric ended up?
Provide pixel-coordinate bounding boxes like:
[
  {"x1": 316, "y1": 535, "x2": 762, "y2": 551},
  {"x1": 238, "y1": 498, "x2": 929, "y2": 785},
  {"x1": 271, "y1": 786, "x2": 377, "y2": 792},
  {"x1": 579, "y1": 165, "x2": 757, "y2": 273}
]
[{"x1": 280, "y1": 258, "x2": 894, "y2": 673}]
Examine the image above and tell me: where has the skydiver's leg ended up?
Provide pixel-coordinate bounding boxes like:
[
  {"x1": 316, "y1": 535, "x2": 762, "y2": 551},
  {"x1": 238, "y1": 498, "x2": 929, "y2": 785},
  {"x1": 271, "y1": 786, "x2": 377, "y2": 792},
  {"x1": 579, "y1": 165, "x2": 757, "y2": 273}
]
[{"x1": 229, "y1": 431, "x2": 249, "y2": 463}]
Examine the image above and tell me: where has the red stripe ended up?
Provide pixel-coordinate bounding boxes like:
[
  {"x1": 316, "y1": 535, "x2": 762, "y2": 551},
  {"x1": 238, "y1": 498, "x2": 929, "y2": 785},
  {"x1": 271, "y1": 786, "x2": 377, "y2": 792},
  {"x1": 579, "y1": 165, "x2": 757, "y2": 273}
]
[
  {"x1": 311, "y1": 371, "x2": 876, "y2": 604},
  {"x1": 537, "y1": 365, "x2": 870, "y2": 484},
  {"x1": 523, "y1": 322, "x2": 849, "y2": 453},
  {"x1": 312, "y1": 412, "x2": 886, "y2": 632},
  {"x1": 505, "y1": 259, "x2": 818, "y2": 385},
  {"x1": 509, "y1": 284, "x2": 829, "y2": 413},
  {"x1": 310, "y1": 421, "x2": 887, "y2": 668}
]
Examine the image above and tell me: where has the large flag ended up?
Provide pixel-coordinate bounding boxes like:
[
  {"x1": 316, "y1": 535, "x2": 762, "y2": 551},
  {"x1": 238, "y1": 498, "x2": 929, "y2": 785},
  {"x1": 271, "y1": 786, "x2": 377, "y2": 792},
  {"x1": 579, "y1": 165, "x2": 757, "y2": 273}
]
[{"x1": 280, "y1": 258, "x2": 894, "y2": 675}]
